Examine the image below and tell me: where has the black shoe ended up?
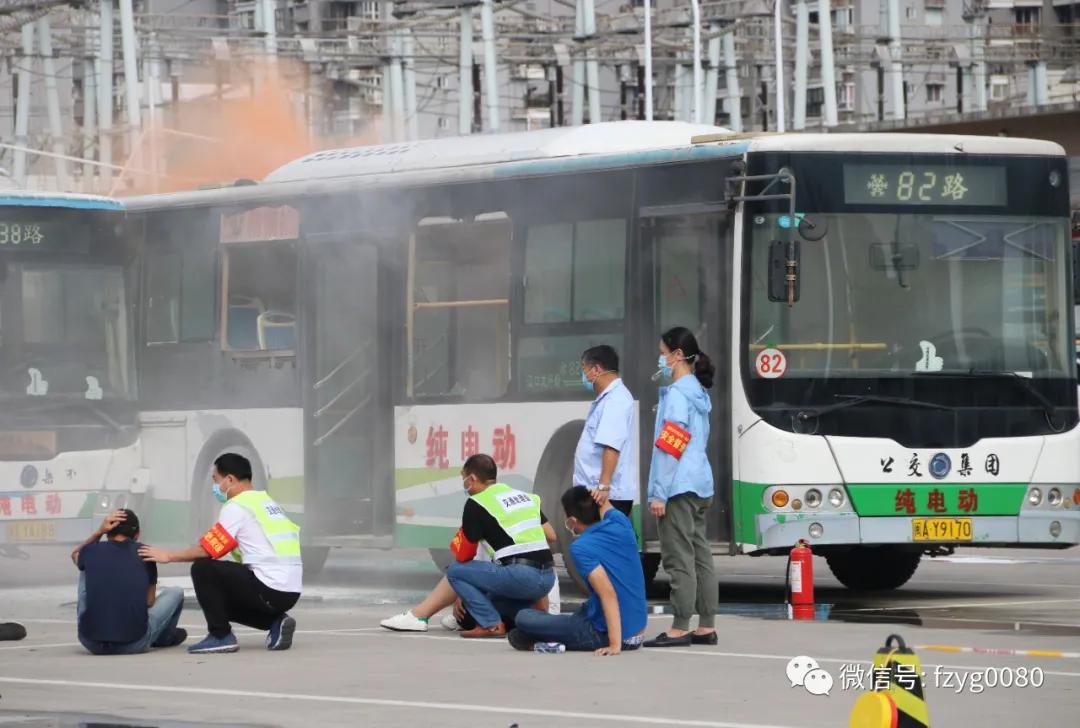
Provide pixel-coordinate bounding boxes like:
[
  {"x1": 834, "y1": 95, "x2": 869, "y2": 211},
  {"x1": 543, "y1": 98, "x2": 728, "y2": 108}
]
[
  {"x1": 643, "y1": 632, "x2": 693, "y2": 648},
  {"x1": 691, "y1": 631, "x2": 717, "y2": 646},
  {"x1": 0, "y1": 623, "x2": 27, "y2": 641},
  {"x1": 507, "y1": 629, "x2": 535, "y2": 652},
  {"x1": 165, "y1": 628, "x2": 188, "y2": 647}
]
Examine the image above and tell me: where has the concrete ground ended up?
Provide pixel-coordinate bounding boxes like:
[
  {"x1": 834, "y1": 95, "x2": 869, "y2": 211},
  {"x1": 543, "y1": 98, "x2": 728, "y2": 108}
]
[{"x1": 1, "y1": 545, "x2": 1078, "y2": 727}]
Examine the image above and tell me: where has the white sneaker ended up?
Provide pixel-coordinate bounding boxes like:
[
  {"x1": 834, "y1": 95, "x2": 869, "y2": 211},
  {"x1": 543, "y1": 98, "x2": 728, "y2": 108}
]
[
  {"x1": 440, "y1": 614, "x2": 461, "y2": 631},
  {"x1": 380, "y1": 610, "x2": 429, "y2": 632}
]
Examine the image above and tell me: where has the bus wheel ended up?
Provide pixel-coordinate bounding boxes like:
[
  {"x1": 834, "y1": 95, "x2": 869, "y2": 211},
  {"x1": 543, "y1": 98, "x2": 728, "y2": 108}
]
[
  {"x1": 532, "y1": 420, "x2": 588, "y2": 593},
  {"x1": 189, "y1": 439, "x2": 267, "y2": 543},
  {"x1": 301, "y1": 546, "x2": 330, "y2": 579},
  {"x1": 825, "y1": 546, "x2": 922, "y2": 591}
]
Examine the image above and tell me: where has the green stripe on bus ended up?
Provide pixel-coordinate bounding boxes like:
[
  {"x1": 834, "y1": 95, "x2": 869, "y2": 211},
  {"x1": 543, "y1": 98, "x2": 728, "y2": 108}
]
[
  {"x1": 395, "y1": 468, "x2": 458, "y2": 490},
  {"x1": 847, "y1": 483, "x2": 1027, "y2": 516},
  {"x1": 267, "y1": 476, "x2": 304, "y2": 507},
  {"x1": 396, "y1": 522, "x2": 456, "y2": 549},
  {"x1": 733, "y1": 480, "x2": 770, "y2": 545}
]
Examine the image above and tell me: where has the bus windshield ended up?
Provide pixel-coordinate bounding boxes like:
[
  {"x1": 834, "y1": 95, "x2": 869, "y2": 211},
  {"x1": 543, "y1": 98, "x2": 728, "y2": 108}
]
[
  {"x1": 747, "y1": 211, "x2": 1073, "y2": 380},
  {"x1": 0, "y1": 206, "x2": 135, "y2": 403}
]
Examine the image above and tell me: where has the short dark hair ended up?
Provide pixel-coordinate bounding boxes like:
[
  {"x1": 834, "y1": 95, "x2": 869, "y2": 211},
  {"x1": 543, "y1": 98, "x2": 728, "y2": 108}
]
[
  {"x1": 561, "y1": 486, "x2": 601, "y2": 526},
  {"x1": 214, "y1": 453, "x2": 253, "y2": 482},
  {"x1": 582, "y1": 345, "x2": 619, "y2": 373},
  {"x1": 108, "y1": 508, "x2": 140, "y2": 540},
  {"x1": 463, "y1": 453, "x2": 498, "y2": 483}
]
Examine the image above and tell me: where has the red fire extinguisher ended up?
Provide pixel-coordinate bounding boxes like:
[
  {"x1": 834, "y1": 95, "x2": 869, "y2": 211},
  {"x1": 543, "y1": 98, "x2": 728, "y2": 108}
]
[{"x1": 786, "y1": 539, "x2": 815, "y2": 620}]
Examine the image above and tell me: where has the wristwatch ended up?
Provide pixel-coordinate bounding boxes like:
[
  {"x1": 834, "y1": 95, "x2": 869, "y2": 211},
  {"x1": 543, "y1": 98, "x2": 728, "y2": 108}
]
[{"x1": 597, "y1": 484, "x2": 611, "y2": 492}]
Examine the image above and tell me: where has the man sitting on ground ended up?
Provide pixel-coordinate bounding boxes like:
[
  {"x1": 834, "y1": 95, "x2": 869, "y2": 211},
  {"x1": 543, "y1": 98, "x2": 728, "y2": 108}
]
[
  {"x1": 509, "y1": 486, "x2": 647, "y2": 655},
  {"x1": 441, "y1": 454, "x2": 557, "y2": 638},
  {"x1": 73, "y1": 509, "x2": 186, "y2": 655}
]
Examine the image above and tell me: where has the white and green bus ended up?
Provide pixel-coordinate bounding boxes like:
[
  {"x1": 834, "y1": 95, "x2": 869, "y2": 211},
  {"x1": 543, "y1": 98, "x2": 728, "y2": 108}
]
[
  {"x1": 124, "y1": 122, "x2": 1079, "y2": 588},
  {"x1": 0, "y1": 192, "x2": 141, "y2": 551}
]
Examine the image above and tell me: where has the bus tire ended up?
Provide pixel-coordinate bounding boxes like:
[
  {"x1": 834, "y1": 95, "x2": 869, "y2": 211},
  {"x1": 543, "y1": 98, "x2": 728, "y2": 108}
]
[
  {"x1": 825, "y1": 546, "x2": 921, "y2": 591},
  {"x1": 301, "y1": 546, "x2": 330, "y2": 578},
  {"x1": 532, "y1": 420, "x2": 588, "y2": 593},
  {"x1": 189, "y1": 435, "x2": 267, "y2": 543}
]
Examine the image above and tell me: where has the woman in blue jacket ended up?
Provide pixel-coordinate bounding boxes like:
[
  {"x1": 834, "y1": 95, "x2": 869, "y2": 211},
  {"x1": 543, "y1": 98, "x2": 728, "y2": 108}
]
[{"x1": 643, "y1": 326, "x2": 717, "y2": 648}]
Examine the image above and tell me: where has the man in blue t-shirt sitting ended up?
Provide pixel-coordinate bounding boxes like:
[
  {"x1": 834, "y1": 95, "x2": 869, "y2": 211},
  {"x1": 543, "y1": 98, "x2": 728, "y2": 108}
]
[
  {"x1": 72, "y1": 509, "x2": 186, "y2": 655},
  {"x1": 509, "y1": 486, "x2": 647, "y2": 655}
]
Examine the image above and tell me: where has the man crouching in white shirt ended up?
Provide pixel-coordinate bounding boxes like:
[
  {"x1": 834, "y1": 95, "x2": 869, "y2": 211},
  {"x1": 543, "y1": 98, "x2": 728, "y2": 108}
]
[{"x1": 139, "y1": 453, "x2": 302, "y2": 654}]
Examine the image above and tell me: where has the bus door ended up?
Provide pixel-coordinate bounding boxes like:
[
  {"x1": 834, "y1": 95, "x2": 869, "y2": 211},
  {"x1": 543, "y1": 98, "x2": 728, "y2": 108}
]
[
  {"x1": 303, "y1": 238, "x2": 391, "y2": 543},
  {"x1": 636, "y1": 204, "x2": 733, "y2": 548}
]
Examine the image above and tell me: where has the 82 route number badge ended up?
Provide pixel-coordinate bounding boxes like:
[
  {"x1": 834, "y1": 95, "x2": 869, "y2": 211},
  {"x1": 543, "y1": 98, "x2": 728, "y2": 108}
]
[{"x1": 756, "y1": 348, "x2": 787, "y2": 379}]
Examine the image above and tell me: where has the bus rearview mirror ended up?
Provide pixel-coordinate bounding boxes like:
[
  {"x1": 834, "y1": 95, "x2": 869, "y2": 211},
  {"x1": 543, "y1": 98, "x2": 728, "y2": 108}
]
[{"x1": 1073, "y1": 242, "x2": 1080, "y2": 306}]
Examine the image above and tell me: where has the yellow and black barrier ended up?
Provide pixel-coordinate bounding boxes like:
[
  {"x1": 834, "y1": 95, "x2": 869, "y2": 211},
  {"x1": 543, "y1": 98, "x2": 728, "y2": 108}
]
[{"x1": 850, "y1": 633, "x2": 929, "y2": 728}]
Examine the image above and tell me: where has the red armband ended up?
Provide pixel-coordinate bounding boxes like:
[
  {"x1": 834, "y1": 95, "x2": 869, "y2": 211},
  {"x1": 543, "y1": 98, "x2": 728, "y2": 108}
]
[
  {"x1": 449, "y1": 527, "x2": 479, "y2": 562},
  {"x1": 199, "y1": 522, "x2": 238, "y2": 559},
  {"x1": 655, "y1": 421, "x2": 691, "y2": 459}
]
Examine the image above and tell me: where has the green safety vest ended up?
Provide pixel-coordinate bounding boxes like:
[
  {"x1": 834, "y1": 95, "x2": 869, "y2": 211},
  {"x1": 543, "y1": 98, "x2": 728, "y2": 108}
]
[
  {"x1": 469, "y1": 483, "x2": 548, "y2": 562},
  {"x1": 227, "y1": 490, "x2": 302, "y2": 567}
]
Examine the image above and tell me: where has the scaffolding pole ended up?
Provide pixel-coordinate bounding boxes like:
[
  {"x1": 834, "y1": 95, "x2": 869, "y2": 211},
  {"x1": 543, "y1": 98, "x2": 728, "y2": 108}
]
[
  {"x1": 643, "y1": 0, "x2": 653, "y2": 121},
  {"x1": 584, "y1": 0, "x2": 600, "y2": 123},
  {"x1": 481, "y1": 0, "x2": 500, "y2": 131},
  {"x1": 773, "y1": 0, "x2": 785, "y2": 131},
  {"x1": 98, "y1": 0, "x2": 114, "y2": 173},
  {"x1": 83, "y1": 40, "x2": 98, "y2": 189},
  {"x1": 793, "y1": 0, "x2": 808, "y2": 130},
  {"x1": 13, "y1": 23, "x2": 34, "y2": 184},
  {"x1": 459, "y1": 6, "x2": 473, "y2": 134},
  {"x1": 818, "y1": 0, "x2": 838, "y2": 127},
  {"x1": 119, "y1": 0, "x2": 141, "y2": 145},
  {"x1": 403, "y1": 29, "x2": 418, "y2": 140},
  {"x1": 388, "y1": 31, "x2": 405, "y2": 141},
  {"x1": 723, "y1": 28, "x2": 742, "y2": 132},
  {"x1": 887, "y1": 0, "x2": 905, "y2": 120},
  {"x1": 704, "y1": 22, "x2": 720, "y2": 126},
  {"x1": 38, "y1": 16, "x2": 68, "y2": 188},
  {"x1": 571, "y1": 0, "x2": 585, "y2": 125},
  {"x1": 690, "y1": 0, "x2": 702, "y2": 123}
]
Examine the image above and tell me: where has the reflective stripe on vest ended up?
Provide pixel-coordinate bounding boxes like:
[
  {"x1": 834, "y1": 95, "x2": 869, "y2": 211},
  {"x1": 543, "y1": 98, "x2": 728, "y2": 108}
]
[
  {"x1": 228, "y1": 490, "x2": 302, "y2": 566},
  {"x1": 469, "y1": 483, "x2": 548, "y2": 562}
]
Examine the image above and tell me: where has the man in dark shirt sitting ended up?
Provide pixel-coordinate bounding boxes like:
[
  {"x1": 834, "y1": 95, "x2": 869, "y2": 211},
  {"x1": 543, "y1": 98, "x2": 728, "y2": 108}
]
[
  {"x1": 72, "y1": 509, "x2": 186, "y2": 654},
  {"x1": 446, "y1": 454, "x2": 557, "y2": 638}
]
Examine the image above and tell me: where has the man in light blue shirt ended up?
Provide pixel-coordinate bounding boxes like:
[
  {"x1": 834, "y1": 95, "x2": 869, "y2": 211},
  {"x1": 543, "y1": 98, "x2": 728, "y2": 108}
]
[{"x1": 574, "y1": 345, "x2": 639, "y2": 516}]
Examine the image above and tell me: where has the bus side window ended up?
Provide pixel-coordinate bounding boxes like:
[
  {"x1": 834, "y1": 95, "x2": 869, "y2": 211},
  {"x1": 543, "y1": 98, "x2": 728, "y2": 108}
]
[
  {"x1": 408, "y1": 214, "x2": 511, "y2": 400},
  {"x1": 146, "y1": 250, "x2": 180, "y2": 344},
  {"x1": 220, "y1": 242, "x2": 298, "y2": 352}
]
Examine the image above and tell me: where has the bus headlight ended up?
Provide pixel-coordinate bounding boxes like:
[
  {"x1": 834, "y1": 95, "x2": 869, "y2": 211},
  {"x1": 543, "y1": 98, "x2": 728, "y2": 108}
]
[
  {"x1": 805, "y1": 489, "x2": 822, "y2": 509},
  {"x1": 828, "y1": 488, "x2": 846, "y2": 508},
  {"x1": 1047, "y1": 488, "x2": 1063, "y2": 507},
  {"x1": 771, "y1": 490, "x2": 790, "y2": 508},
  {"x1": 1028, "y1": 488, "x2": 1043, "y2": 506}
]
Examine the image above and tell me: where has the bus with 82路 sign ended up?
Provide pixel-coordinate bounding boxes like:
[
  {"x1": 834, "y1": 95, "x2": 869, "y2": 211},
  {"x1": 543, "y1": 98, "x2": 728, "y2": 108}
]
[{"x1": 122, "y1": 123, "x2": 1079, "y2": 589}]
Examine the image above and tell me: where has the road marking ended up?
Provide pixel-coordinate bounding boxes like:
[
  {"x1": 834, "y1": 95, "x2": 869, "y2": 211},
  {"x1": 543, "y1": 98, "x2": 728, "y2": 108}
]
[
  {"x1": 650, "y1": 648, "x2": 1080, "y2": 679},
  {"x1": 0, "y1": 676, "x2": 800, "y2": 728},
  {"x1": 845, "y1": 597, "x2": 1080, "y2": 612},
  {"x1": 916, "y1": 644, "x2": 1080, "y2": 659},
  {"x1": 0, "y1": 642, "x2": 79, "y2": 652}
]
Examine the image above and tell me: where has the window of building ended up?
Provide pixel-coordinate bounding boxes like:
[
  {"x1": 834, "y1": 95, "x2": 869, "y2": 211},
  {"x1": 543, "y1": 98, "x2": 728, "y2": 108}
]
[
  {"x1": 990, "y1": 75, "x2": 1010, "y2": 101},
  {"x1": 906, "y1": 6, "x2": 917, "y2": 20},
  {"x1": 408, "y1": 214, "x2": 511, "y2": 399},
  {"x1": 838, "y1": 72, "x2": 856, "y2": 111},
  {"x1": 926, "y1": 83, "x2": 944, "y2": 103},
  {"x1": 831, "y1": 7, "x2": 854, "y2": 29},
  {"x1": 1015, "y1": 7, "x2": 1041, "y2": 28},
  {"x1": 437, "y1": 117, "x2": 449, "y2": 129},
  {"x1": 807, "y1": 86, "x2": 825, "y2": 118},
  {"x1": 925, "y1": 7, "x2": 943, "y2": 26}
]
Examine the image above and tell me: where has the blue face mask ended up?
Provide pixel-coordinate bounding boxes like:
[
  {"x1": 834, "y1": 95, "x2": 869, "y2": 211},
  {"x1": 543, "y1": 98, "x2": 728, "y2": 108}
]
[
  {"x1": 657, "y1": 354, "x2": 673, "y2": 379},
  {"x1": 212, "y1": 481, "x2": 229, "y2": 504},
  {"x1": 581, "y1": 370, "x2": 593, "y2": 391}
]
